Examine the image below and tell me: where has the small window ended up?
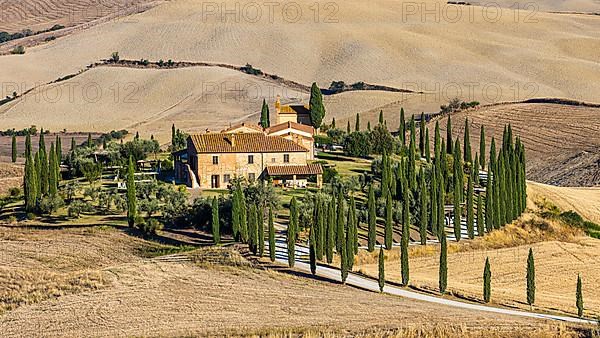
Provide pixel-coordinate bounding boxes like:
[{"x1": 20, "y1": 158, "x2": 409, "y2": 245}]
[
  {"x1": 248, "y1": 173, "x2": 256, "y2": 181},
  {"x1": 283, "y1": 154, "x2": 290, "y2": 163},
  {"x1": 212, "y1": 156, "x2": 219, "y2": 165},
  {"x1": 271, "y1": 157, "x2": 276, "y2": 163},
  {"x1": 223, "y1": 174, "x2": 230, "y2": 183},
  {"x1": 248, "y1": 155, "x2": 254, "y2": 164}
]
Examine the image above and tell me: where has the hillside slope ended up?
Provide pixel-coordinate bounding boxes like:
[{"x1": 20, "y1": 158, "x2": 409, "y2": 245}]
[
  {"x1": 1, "y1": 0, "x2": 600, "y2": 109},
  {"x1": 428, "y1": 102, "x2": 600, "y2": 187}
]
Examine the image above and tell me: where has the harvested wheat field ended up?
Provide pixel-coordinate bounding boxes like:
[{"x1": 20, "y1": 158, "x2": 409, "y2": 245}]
[
  {"x1": 1, "y1": 0, "x2": 600, "y2": 106},
  {"x1": 528, "y1": 181, "x2": 600, "y2": 223},
  {"x1": 0, "y1": 162, "x2": 22, "y2": 195},
  {"x1": 0, "y1": 225, "x2": 585, "y2": 337},
  {"x1": 356, "y1": 236, "x2": 600, "y2": 319},
  {"x1": 428, "y1": 102, "x2": 600, "y2": 186}
]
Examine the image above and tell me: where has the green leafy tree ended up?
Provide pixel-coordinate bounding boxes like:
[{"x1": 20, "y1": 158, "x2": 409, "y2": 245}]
[
  {"x1": 576, "y1": 274, "x2": 583, "y2": 318},
  {"x1": 439, "y1": 232, "x2": 448, "y2": 293},
  {"x1": 211, "y1": 197, "x2": 220, "y2": 244},
  {"x1": 260, "y1": 99, "x2": 270, "y2": 128},
  {"x1": 269, "y1": 208, "x2": 276, "y2": 262},
  {"x1": 483, "y1": 257, "x2": 491, "y2": 303},
  {"x1": 309, "y1": 83, "x2": 326, "y2": 129},
  {"x1": 378, "y1": 246, "x2": 385, "y2": 292},
  {"x1": 367, "y1": 184, "x2": 376, "y2": 251},
  {"x1": 11, "y1": 135, "x2": 17, "y2": 162},
  {"x1": 126, "y1": 156, "x2": 137, "y2": 227},
  {"x1": 526, "y1": 248, "x2": 535, "y2": 306}
]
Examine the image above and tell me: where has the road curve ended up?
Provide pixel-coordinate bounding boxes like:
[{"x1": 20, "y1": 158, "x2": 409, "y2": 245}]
[{"x1": 272, "y1": 236, "x2": 596, "y2": 325}]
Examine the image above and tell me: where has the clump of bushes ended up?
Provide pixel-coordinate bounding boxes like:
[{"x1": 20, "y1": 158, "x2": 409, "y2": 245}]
[
  {"x1": 241, "y1": 63, "x2": 263, "y2": 75},
  {"x1": 10, "y1": 46, "x2": 25, "y2": 55}
]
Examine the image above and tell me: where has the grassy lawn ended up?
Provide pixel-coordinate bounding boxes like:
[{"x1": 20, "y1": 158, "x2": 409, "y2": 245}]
[{"x1": 315, "y1": 151, "x2": 372, "y2": 176}]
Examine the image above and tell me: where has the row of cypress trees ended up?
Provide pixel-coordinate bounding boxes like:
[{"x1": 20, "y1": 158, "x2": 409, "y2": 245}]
[{"x1": 23, "y1": 131, "x2": 62, "y2": 212}]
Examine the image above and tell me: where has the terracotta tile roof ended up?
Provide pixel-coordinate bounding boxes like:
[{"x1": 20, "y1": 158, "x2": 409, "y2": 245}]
[
  {"x1": 279, "y1": 104, "x2": 310, "y2": 115},
  {"x1": 266, "y1": 121, "x2": 315, "y2": 135},
  {"x1": 189, "y1": 133, "x2": 308, "y2": 153},
  {"x1": 266, "y1": 164, "x2": 323, "y2": 176},
  {"x1": 220, "y1": 122, "x2": 264, "y2": 133}
]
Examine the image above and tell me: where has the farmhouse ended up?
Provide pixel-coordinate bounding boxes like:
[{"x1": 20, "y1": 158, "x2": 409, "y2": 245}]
[
  {"x1": 274, "y1": 95, "x2": 312, "y2": 126},
  {"x1": 173, "y1": 131, "x2": 322, "y2": 189}
]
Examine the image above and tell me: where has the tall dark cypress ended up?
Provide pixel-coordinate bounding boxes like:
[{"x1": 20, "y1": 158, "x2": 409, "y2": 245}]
[
  {"x1": 248, "y1": 204, "x2": 258, "y2": 254},
  {"x1": 473, "y1": 153, "x2": 480, "y2": 186},
  {"x1": 479, "y1": 125, "x2": 486, "y2": 170},
  {"x1": 231, "y1": 187, "x2": 240, "y2": 240},
  {"x1": 576, "y1": 274, "x2": 583, "y2": 318},
  {"x1": 317, "y1": 199, "x2": 325, "y2": 260},
  {"x1": 464, "y1": 118, "x2": 472, "y2": 163},
  {"x1": 384, "y1": 191, "x2": 393, "y2": 250},
  {"x1": 483, "y1": 257, "x2": 491, "y2": 303},
  {"x1": 211, "y1": 197, "x2": 220, "y2": 244},
  {"x1": 287, "y1": 197, "x2": 298, "y2": 267},
  {"x1": 425, "y1": 127, "x2": 431, "y2": 163},
  {"x1": 336, "y1": 193, "x2": 345, "y2": 253},
  {"x1": 401, "y1": 195, "x2": 410, "y2": 286},
  {"x1": 485, "y1": 182, "x2": 494, "y2": 234},
  {"x1": 399, "y1": 108, "x2": 406, "y2": 146},
  {"x1": 408, "y1": 131, "x2": 417, "y2": 191},
  {"x1": 466, "y1": 175, "x2": 474, "y2": 239},
  {"x1": 367, "y1": 184, "x2": 376, "y2": 252},
  {"x1": 70, "y1": 137, "x2": 76, "y2": 152},
  {"x1": 258, "y1": 205, "x2": 265, "y2": 257},
  {"x1": 378, "y1": 247, "x2": 385, "y2": 292},
  {"x1": 439, "y1": 232, "x2": 448, "y2": 294},
  {"x1": 268, "y1": 208, "x2": 276, "y2": 262},
  {"x1": 48, "y1": 143, "x2": 57, "y2": 196},
  {"x1": 56, "y1": 135, "x2": 62, "y2": 165},
  {"x1": 419, "y1": 167, "x2": 428, "y2": 245},
  {"x1": 526, "y1": 248, "x2": 535, "y2": 306},
  {"x1": 39, "y1": 132, "x2": 48, "y2": 195},
  {"x1": 477, "y1": 194, "x2": 484, "y2": 236},
  {"x1": 430, "y1": 166, "x2": 439, "y2": 237},
  {"x1": 446, "y1": 116, "x2": 453, "y2": 154},
  {"x1": 126, "y1": 156, "x2": 136, "y2": 227},
  {"x1": 346, "y1": 204, "x2": 355, "y2": 270},
  {"x1": 340, "y1": 221, "x2": 348, "y2": 284},
  {"x1": 11, "y1": 135, "x2": 17, "y2": 163},
  {"x1": 326, "y1": 198, "x2": 335, "y2": 263},
  {"x1": 419, "y1": 112, "x2": 426, "y2": 157},
  {"x1": 453, "y1": 140, "x2": 462, "y2": 241},
  {"x1": 309, "y1": 225, "x2": 317, "y2": 275},
  {"x1": 437, "y1": 168, "x2": 446, "y2": 239},
  {"x1": 25, "y1": 133, "x2": 32, "y2": 158},
  {"x1": 350, "y1": 196, "x2": 358, "y2": 255},
  {"x1": 355, "y1": 113, "x2": 360, "y2": 131},
  {"x1": 24, "y1": 153, "x2": 38, "y2": 212},
  {"x1": 260, "y1": 99, "x2": 270, "y2": 128},
  {"x1": 240, "y1": 192, "x2": 248, "y2": 243}
]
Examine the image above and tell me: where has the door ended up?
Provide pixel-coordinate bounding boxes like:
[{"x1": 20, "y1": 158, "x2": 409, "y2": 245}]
[{"x1": 211, "y1": 175, "x2": 220, "y2": 189}]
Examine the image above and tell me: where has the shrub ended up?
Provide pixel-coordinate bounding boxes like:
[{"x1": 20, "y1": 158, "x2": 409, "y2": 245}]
[
  {"x1": 11, "y1": 46, "x2": 25, "y2": 54},
  {"x1": 38, "y1": 195, "x2": 65, "y2": 215},
  {"x1": 9, "y1": 187, "x2": 21, "y2": 197},
  {"x1": 26, "y1": 212, "x2": 36, "y2": 220},
  {"x1": 7, "y1": 215, "x2": 17, "y2": 224},
  {"x1": 110, "y1": 52, "x2": 120, "y2": 62}
]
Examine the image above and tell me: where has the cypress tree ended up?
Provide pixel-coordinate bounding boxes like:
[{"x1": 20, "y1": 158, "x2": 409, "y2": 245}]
[
  {"x1": 231, "y1": 187, "x2": 240, "y2": 240},
  {"x1": 248, "y1": 204, "x2": 258, "y2": 254},
  {"x1": 446, "y1": 116, "x2": 453, "y2": 154},
  {"x1": 24, "y1": 153, "x2": 38, "y2": 212},
  {"x1": 346, "y1": 120, "x2": 351, "y2": 134},
  {"x1": 55, "y1": 136, "x2": 62, "y2": 176},
  {"x1": 48, "y1": 143, "x2": 57, "y2": 196},
  {"x1": 135, "y1": 131, "x2": 139, "y2": 140},
  {"x1": 25, "y1": 133, "x2": 32, "y2": 158},
  {"x1": 384, "y1": 191, "x2": 393, "y2": 250},
  {"x1": 485, "y1": 183, "x2": 494, "y2": 234},
  {"x1": 326, "y1": 198, "x2": 335, "y2": 263},
  {"x1": 340, "y1": 223, "x2": 348, "y2": 284},
  {"x1": 288, "y1": 197, "x2": 298, "y2": 267},
  {"x1": 87, "y1": 133, "x2": 93, "y2": 147},
  {"x1": 34, "y1": 152, "x2": 41, "y2": 197},
  {"x1": 399, "y1": 108, "x2": 406, "y2": 146},
  {"x1": 434, "y1": 120, "x2": 441, "y2": 160},
  {"x1": 576, "y1": 274, "x2": 583, "y2": 318},
  {"x1": 483, "y1": 257, "x2": 491, "y2": 303},
  {"x1": 453, "y1": 148, "x2": 462, "y2": 242},
  {"x1": 425, "y1": 127, "x2": 431, "y2": 163},
  {"x1": 171, "y1": 123, "x2": 176, "y2": 148},
  {"x1": 11, "y1": 135, "x2": 17, "y2": 162},
  {"x1": 355, "y1": 113, "x2": 360, "y2": 131},
  {"x1": 39, "y1": 133, "x2": 48, "y2": 196},
  {"x1": 477, "y1": 194, "x2": 484, "y2": 236},
  {"x1": 211, "y1": 197, "x2": 220, "y2": 244},
  {"x1": 309, "y1": 225, "x2": 317, "y2": 275},
  {"x1": 437, "y1": 169, "x2": 446, "y2": 239},
  {"x1": 378, "y1": 246, "x2": 385, "y2": 292},
  {"x1": 431, "y1": 167, "x2": 439, "y2": 237},
  {"x1": 419, "y1": 168, "x2": 428, "y2": 245},
  {"x1": 126, "y1": 156, "x2": 136, "y2": 227},
  {"x1": 419, "y1": 112, "x2": 425, "y2": 157},
  {"x1": 381, "y1": 150, "x2": 390, "y2": 199},
  {"x1": 103, "y1": 138, "x2": 107, "y2": 150},
  {"x1": 467, "y1": 175, "x2": 474, "y2": 239},
  {"x1": 332, "y1": 118, "x2": 336, "y2": 129},
  {"x1": 408, "y1": 132, "x2": 417, "y2": 191},
  {"x1": 526, "y1": 248, "x2": 535, "y2": 306},
  {"x1": 473, "y1": 153, "x2": 480, "y2": 186},
  {"x1": 336, "y1": 193, "x2": 345, "y2": 253},
  {"x1": 464, "y1": 118, "x2": 472, "y2": 163},
  {"x1": 367, "y1": 184, "x2": 376, "y2": 252},
  {"x1": 269, "y1": 208, "x2": 276, "y2": 262},
  {"x1": 401, "y1": 195, "x2": 410, "y2": 286},
  {"x1": 258, "y1": 205, "x2": 265, "y2": 257},
  {"x1": 70, "y1": 137, "x2": 76, "y2": 152},
  {"x1": 367, "y1": 121, "x2": 371, "y2": 131},
  {"x1": 260, "y1": 99, "x2": 270, "y2": 128},
  {"x1": 346, "y1": 212, "x2": 355, "y2": 270},
  {"x1": 350, "y1": 196, "x2": 358, "y2": 254},
  {"x1": 317, "y1": 199, "x2": 325, "y2": 260},
  {"x1": 479, "y1": 125, "x2": 486, "y2": 170},
  {"x1": 240, "y1": 193, "x2": 248, "y2": 243},
  {"x1": 379, "y1": 110, "x2": 384, "y2": 125},
  {"x1": 439, "y1": 232, "x2": 448, "y2": 293}
]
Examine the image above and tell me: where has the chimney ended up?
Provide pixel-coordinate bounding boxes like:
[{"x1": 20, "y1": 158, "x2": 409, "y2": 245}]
[{"x1": 230, "y1": 133, "x2": 236, "y2": 147}]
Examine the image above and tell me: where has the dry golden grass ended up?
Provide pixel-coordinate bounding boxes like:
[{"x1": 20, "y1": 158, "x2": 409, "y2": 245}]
[
  {"x1": 0, "y1": 162, "x2": 22, "y2": 195},
  {"x1": 0, "y1": 225, "x2": 586, "y2": 337},
  {"x1": 528, "y1": 181, "x2": 600, "y2": 224},
  {"x1": 428, "y1": 103, "x2": 600, "y2": 186}
]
